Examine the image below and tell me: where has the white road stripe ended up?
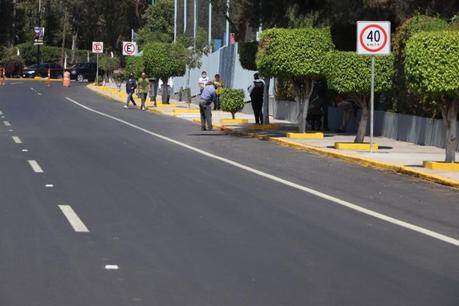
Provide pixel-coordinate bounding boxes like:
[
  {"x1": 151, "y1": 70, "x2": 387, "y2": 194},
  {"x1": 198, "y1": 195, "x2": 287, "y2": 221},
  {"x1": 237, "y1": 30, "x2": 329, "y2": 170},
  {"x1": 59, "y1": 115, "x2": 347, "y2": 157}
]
[
  {"x1": 27, "y1": 160, "x2": 44, "y2": 173},
  {"x1": 3, "y1": 121, "x2": 11, "y2": 126},
  {"x1": 45, "y1": 184, "x2": 54, "y2": 188},
  {"x1": 65, "y1": 97, "x2": 459, "y2": 247},
  {"x1": 104, "y1": 265, "x2": 119, "y2": 270},
  {"x1": 12, "y1": 136, "x2": 22, "y2": 144},
  {"x1": 22, "y1": 149, "x2": 28, "y2": 152},
  {"x1": 58, "y1": 205, "x2": 90, "y2": 232},
  {"x1": 0, "y1": 111, "x2": 3, "y2": 115},
  {"x1": 30, "y1": 87, "x2": 42, "y2": 96}
]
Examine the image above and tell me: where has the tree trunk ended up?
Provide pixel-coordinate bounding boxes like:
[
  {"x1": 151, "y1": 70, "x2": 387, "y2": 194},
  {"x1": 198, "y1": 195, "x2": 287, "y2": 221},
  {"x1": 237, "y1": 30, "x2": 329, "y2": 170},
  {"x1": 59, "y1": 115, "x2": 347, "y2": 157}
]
[
  {"x1": 295, "y1": 79, "x2": 314, "y2": 133},
  {"x1": 355, "y1": 96, "x2": 369, "y2": 143},
  {"x1": 262, "y1": 77, "x2": 270, "y2": 124},
  {"x1": 231, "y1": 112, "x2": 235, "y2": 119},
  {"x1": 71, "y1": 33, "x2": 78, "y2": 64},
  {"x1": 161, "y1": 78, "x2": 169, "y2": 104},
  {"x1": 444, "y1": 99, "x2": 458, "y2": 163},
  {"x1": 60, "y1": 11, "x2": 68, "y2": 67}
]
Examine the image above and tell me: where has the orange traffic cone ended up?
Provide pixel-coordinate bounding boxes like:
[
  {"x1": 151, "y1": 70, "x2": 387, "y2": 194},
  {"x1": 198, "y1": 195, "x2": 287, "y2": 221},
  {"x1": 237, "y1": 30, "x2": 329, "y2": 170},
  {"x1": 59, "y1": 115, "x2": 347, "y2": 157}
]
[{"x1": 63, "y1": 71, "x2": 71, "y2": 87}]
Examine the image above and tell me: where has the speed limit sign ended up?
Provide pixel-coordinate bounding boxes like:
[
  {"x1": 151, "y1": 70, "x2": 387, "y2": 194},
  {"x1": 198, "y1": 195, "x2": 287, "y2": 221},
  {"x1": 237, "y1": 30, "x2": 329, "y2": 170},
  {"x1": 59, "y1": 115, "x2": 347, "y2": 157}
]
[{"x1": 357, "y1": 21, "x2": 391, "y2": 56}]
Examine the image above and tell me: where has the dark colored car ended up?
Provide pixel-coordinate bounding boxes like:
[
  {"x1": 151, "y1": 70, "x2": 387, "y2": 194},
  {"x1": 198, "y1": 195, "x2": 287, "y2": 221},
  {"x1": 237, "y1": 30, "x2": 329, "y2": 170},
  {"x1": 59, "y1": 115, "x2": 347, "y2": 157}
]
[
  {"x1": 23, "y1": 63, "x2": 63, "y2": 79},
  {"x1": 69, "y1": 63, "x2": 103, "y2": 82}
]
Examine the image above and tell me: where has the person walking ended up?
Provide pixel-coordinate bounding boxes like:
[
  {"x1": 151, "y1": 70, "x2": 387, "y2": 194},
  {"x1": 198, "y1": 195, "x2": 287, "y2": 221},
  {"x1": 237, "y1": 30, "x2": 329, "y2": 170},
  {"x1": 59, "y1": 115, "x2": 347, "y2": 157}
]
[
  {"x1": 124, "y1": 73, "x2": 137, "y2": 109},
  {"x1": 199, "y1": 81, "x2": 217, "y2": 131},
  {"x1": 198, "y1": 71, "x2": 209, "y2": 95},
  {"x1": 248, "y1": 73, "x2": 265, "y2": 124},
  {"x1": 213, "y1": 74, "x2": 224, "y2": 110},
  {"x1": 138, "y1": 72, "x2": 149, "y2": 111}
]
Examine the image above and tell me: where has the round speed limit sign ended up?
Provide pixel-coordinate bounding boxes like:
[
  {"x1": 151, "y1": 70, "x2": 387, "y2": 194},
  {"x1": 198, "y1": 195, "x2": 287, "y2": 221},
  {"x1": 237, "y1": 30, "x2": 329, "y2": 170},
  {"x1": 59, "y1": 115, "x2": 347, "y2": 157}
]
[{"x1": 357, "y1": 21, "x2": 391, "y2": 56}]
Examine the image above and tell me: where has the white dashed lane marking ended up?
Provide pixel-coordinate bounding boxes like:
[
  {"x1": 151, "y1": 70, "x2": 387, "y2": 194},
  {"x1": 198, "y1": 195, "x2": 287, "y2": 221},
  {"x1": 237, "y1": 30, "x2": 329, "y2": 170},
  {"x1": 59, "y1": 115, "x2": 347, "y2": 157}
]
[
  {"x1": 27, "y1": 160, "x2": 44, "y2": 173},
  {"x1": 12, "y1": 136, "x2": 22, "y2": 144},
  {"x1": 58, "y1": 205, "x2": 90, "y2": 233},
  {"x1": 3, "y1": 121, "x2": 11, "y2": 127}
]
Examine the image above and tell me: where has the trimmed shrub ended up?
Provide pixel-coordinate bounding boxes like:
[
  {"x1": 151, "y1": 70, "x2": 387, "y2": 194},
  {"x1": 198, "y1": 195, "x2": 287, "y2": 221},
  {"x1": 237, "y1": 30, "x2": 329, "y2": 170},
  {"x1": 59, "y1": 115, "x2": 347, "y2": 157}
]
[
  {"x1": 0, "y1": 55, "x2": 24, "y2": 77},
  {"x1": 392, "y1": 15, "x2": 448, "y2": 116},
  {"x1": 257, "y1": 27, "x2": 334, "y2": 132},
  {"x1": 220, "y1": 88, "x2": 245, "y2": 119},
  {"x1": 143, "y1": 42, "x2": 187, "y2": 81},
  {"x1": 324, "y1": 51, "x2": 394, "y2": 143},
  {"x1": 99, "y1": 55, "x2": 120, "y2": 76},
  {"x1": 124, "y1": 56, "x2": 144, "y2": 78},
  {"x1": 405, "y1": 31, "x2": 459, "y2": 162}
]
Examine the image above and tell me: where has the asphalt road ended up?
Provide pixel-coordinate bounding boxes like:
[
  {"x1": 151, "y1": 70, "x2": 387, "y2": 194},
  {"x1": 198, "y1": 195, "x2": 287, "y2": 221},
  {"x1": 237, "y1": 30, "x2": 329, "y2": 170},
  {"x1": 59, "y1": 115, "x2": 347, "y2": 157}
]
[{"x1": 0, "y1": 81, "x2": 458, "y2": 306}]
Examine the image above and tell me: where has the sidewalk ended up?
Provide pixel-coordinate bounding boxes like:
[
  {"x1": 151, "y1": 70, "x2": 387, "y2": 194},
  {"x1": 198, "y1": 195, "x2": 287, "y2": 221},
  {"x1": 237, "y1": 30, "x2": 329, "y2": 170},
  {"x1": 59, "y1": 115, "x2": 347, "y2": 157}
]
[{"x1": 88, "y1": 84, "x2": 459, "y2": 188}]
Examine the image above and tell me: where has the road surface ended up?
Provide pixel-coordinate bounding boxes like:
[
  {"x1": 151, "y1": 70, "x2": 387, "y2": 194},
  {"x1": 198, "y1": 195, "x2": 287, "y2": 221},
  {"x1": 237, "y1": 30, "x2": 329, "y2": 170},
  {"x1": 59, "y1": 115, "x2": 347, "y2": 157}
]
[{"x1": 0, "y1": 81, "x2": 458, "y2": 305}]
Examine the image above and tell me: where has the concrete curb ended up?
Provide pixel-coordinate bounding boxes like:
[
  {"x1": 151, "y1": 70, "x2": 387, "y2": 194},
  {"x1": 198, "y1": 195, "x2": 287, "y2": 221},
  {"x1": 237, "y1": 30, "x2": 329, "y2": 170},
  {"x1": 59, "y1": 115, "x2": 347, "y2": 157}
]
[{"x1": 86, "y1": 84, "x2": 459, "y2": 189}]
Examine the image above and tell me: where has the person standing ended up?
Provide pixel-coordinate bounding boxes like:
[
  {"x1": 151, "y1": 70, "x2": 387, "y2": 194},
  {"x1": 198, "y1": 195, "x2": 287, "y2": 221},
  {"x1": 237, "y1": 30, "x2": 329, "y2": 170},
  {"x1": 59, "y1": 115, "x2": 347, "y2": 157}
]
[
  {"x1": 248, "y1": 73, "x2": 265, "y2": 124},
  {"x1": 137, "y1": 72, "x2": 149, "y2": 111},
  {"x1": 124, "y1": 73, "x2": 137, "y2": 109},
  {"x1": 213, "y1": 74, "x2": 224, "y2": 110},
  {"x1": 198, "y1": 71, "x2": 209, "y2": 95},
  {"x1": 199, "y1": 81, "x2": 217, "y2": 131}
]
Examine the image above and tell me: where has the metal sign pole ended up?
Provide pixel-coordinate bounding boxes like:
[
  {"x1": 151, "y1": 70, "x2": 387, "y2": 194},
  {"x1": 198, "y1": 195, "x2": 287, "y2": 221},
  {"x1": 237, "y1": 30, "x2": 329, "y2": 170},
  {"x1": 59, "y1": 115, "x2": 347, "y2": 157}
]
[
  {"x1": 370, "y1": 56, "x2": 375, "y2": 153},
  {"x1": 96, "y1": 53, "x2": 99, "y2": 86}
]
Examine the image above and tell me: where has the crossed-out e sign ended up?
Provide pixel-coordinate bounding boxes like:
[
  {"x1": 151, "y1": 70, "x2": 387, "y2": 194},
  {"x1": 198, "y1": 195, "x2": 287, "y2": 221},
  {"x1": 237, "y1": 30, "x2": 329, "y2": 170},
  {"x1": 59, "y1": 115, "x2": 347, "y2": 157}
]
[
  {"x1": 357, "y1": 21, "x2": 391, "y2": 56},
  {"x1": 92, "y1": 42, "x2": 104, "y2": 54},
  {"x1": 122, "y1": 42, "x2": 138, "y2": 56}
]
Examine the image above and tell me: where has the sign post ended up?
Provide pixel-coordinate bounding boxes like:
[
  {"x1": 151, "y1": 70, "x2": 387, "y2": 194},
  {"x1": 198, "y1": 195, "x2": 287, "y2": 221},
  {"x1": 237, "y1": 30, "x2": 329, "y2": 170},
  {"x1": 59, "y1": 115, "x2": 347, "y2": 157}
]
[
  {"x1": 92, "y1": 42, "x2": 104, "y2": 86},
  {"x1": 357, "y1": 21, "x2": 391, "y2": 153}
]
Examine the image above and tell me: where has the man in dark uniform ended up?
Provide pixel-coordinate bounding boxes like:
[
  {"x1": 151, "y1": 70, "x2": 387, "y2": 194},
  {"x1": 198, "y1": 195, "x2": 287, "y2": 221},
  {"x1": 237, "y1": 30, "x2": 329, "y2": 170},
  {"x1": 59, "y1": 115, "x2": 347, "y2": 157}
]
[{"x1": 248, "y1": 73, "x2": 265, "y2": 124}]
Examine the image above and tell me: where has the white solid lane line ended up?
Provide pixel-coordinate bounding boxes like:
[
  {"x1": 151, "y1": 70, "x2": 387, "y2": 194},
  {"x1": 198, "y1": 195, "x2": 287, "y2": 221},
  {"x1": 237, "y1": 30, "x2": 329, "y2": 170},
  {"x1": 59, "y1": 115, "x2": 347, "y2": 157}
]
[
  {"x1": 12, "y1": 136, "x2": 22, "y2": 144},
  {"x1": 65, "y1": 97, "x2": 459, "y2": 247},
  {"x1": 58, "y1": 205, "x2": 90, "y2": 233},
  {"x1": 28, "y1": 160, "x2": 44, "y2": 173},
  {"x1": 3, "y1": 121, "x2": 11, "y2": 126}
]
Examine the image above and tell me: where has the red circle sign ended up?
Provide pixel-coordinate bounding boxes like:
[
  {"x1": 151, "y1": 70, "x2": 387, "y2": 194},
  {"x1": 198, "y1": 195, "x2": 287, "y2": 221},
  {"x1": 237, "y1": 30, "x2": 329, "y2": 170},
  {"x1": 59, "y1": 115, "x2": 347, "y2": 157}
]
[
  {"x1": 359, "y1": 24, "x2": 388, "y2": 53},
  {"x1": 124, "y1": 43, "x2": 136, "y2": 55}
]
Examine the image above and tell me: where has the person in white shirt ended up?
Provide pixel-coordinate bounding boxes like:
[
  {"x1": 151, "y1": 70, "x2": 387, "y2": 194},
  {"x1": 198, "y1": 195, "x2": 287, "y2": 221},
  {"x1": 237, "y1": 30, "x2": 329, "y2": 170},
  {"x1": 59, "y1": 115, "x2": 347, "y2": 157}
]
[{"x1": 198, "y1": 71, "x2": 209, "y2": 94}]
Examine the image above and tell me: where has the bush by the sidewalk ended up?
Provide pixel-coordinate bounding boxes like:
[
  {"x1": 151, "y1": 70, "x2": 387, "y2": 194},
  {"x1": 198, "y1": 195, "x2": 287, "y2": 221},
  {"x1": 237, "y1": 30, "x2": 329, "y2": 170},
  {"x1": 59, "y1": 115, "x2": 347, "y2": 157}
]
[
  {"x1": 405, "y1": 30, "x2": 459, "y2": 163},
  {"x1": 324, "y1": 51, "x2": 394, "y2": 143},
  {"x1": 0, "y1": 55, "x2": 24, "y2": 77},
  {"x1": 257, "y1": 27, "x2": 334, "y2": 133},
  {"x1": 220, "y1": 88, "x2": 245, "y2": 119},
  {"x1": 239, "y1": 42, "x2": 258, "y2": 71},
  {"x1": 125, "y1": 56, "x2": 144, "y2": 78}
]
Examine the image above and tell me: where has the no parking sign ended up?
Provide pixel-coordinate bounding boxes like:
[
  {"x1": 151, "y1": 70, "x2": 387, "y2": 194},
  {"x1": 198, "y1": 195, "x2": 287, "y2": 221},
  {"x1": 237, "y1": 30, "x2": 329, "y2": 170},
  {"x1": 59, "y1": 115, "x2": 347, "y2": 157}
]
[
  {"x1": 357, "y1": 21, "x2": 391, "y2": 56},
  {"x1": 122, "y1": 42, "x2": 138, "y2": 56}
]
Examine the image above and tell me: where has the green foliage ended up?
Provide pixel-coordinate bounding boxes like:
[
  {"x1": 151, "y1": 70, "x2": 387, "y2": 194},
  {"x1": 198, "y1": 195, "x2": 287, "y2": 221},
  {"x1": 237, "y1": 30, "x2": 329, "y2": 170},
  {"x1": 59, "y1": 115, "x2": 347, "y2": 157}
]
[
  {"x1": 143, "y1": 42, "x2": 187, "y2": 80},
  {"x1": 324, "y1": 51, "x2": 394, "y2": 95},
  {"x1": 99, "y1": 55, "x2": 120, "y2": 74},
  {"x1": 238, "y1": 42, "x2": 258, "y2": 71},
  {"x1": 125, "y1": 56, "x2": 145, "y2": 78},
  {"x1": 0, "y1": 55, "x2": 24, "y2": 77},
  {"x1": 405, "y1": 30, "x2": 459, "y2": 98},
  {"x1": 393, "y1": 15, "x2": 448, "y2": 60},
  {"x1": 220, "y1": 88, "x2": 246, "y2": 118},
  {"x1": 256, "y1": 27, "x2": 334, "y2": 78}
]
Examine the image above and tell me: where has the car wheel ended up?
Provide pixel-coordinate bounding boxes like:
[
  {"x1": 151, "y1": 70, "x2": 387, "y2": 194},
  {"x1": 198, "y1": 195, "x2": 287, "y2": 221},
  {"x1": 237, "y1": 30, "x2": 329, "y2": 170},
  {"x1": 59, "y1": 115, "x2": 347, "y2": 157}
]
[{"x1": 77, "y1": 74, "x2": 84, "y2": 82}]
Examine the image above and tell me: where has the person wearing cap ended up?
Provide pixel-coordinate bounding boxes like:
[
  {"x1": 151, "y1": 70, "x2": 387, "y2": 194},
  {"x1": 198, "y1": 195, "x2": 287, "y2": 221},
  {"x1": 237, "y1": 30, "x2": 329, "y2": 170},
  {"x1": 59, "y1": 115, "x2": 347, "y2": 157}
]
[{"x1": 199, "y1": 81, "x2": 217, "y2": 131}]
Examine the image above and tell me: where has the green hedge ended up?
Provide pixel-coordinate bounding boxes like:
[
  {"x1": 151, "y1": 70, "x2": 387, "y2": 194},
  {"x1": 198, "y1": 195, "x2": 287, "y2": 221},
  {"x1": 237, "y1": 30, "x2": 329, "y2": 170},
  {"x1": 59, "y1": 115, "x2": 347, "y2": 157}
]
[
  {"x1": 15, "y1": 42, "x2": 91, "y2": 65},
  {"x1": 220, "y1": 88, "x2": 245, "y2": 119},
  {"x1": 238, "y1": 42, "x2": 258, "y2": 71},
  {"x1": 143, "y1": 42, "x2": 187, "y2": 81},
  {"x1": 405, "y1": 31, "x2": 459, "y2": 97},
  {"x1": 256, "y1": 27, "x2": 334, "y2": 79}
]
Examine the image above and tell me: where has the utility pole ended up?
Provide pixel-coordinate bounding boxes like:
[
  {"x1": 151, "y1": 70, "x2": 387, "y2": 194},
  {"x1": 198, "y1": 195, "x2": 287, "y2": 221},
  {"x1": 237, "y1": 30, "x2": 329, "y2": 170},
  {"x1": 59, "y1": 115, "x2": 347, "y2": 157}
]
[
  {"x1": 208, "y1": 0, "x2": 212, "y2": 46},
  {"x1": 183, "y1": 0, "x2": 187, "y2": 33},
  {"x1": 174, "y1": 0, "x2": 177, "y2": 42},
  {"x1": 37, "y1": 0, "x2": 42, "y2": 66},
  {"x1": 225, "y1": 0, "x2": 229, "y2": 46},
  {"x1": 193, "y1": 0, "x2": 197, "y2": 47}
]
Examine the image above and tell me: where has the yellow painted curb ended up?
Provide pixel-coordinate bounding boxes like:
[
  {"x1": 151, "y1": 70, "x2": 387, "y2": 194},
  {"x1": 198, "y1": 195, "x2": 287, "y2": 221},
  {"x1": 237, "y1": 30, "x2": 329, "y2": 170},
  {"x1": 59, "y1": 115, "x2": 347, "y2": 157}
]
[
  {"x1": 156, "y1": 103, "x2": 177, "y2": 108},
  {"x1": 271, "y1": 138, "x2": 459, "y2": 188},
  {"x1": 335, "y1": 142, "x2": 379, "y2": 151},
  {"x1": 247, "y1": 123, "x2": 281, "y2": 130},
  {"x1": 287, "y1": 132, "x2": 324, "y2": 139},
  {"x1": 423, "y1": 161, "x2": 459, "y2": 171},
  {"x1": 221, "y1": 118, "x2": 249, "y2": 125},
  {"x1": 173, "y1": 108, "x2": 200, "y2": 114}
]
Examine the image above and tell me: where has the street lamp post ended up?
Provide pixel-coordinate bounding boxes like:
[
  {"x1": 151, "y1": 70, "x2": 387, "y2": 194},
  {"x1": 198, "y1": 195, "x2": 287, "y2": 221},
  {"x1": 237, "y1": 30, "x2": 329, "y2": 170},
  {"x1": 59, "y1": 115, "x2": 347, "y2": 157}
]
[{"x1": 225, "y1": 0, "x2": 229, "y2": 46}]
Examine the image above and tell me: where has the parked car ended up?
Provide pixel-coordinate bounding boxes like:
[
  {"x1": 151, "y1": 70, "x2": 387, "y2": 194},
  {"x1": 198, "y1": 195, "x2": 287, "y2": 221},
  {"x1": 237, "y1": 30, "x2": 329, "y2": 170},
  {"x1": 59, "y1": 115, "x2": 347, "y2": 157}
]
[
  {"x1": 69, "y1": 63, "x2": 103, "y2": 82},
  {"x1": 22, "y1": 63, "x2": 63, "y2": 79}
]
